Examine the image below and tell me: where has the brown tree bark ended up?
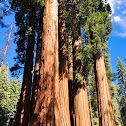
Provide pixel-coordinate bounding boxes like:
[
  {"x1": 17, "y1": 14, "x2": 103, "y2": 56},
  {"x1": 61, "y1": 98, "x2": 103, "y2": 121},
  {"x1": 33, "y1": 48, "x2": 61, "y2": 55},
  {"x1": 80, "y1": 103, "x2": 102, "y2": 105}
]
[
  {"x1": 30, "y1": 31, "x2": 41, "y2": 119},
  {"x1": 73, "y1": 28, "x2": 91, "y2": 126},
  {"x1": 94, "y1": 52, "x2": 116, "y2": 126},
  {"x1": 58, "y1": 0, "x2": 71, "y2": 125},
  {"x1": 28, "y1": 0, "x2": 59, "y2": 125},
  {"x1": 29, "y1": 7, "x2": 44, "y2": 121},
  {"x1": 13, "y1": 31, "x2": 35, "y2": 126}
]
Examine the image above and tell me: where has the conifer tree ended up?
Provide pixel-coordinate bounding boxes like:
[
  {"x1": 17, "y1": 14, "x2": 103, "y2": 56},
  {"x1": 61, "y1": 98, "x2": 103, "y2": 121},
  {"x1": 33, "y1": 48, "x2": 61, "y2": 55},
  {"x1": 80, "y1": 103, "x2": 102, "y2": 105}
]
[
  {"x1": 29, "y1": 0, "x2": 60, "y2": 125},
  {"x1": 58, "y1": 0, "x2": 71, "y2": 125},
  {"x1": 0, "y1": 65, "x2": 10, "y2": 126},
  {"x1": 65, "y1": 0, "x2": 91, "y2": 125},
  {"x1": 86, "y1": 65, "x2": 99, "y2": 126},
  {"x1": 116, "y1": 57, "x2": 126, "y2": 125},
  {"x1": 12, "y1": 1, "x2": 36, "y2": 125},
  {"x1": 30, "y1": 14, "x2": 43, "y2": 119},
  {"x1": 73, "y1": 28, "x2": 91, "y2": 126},
  {"x1": 84, "y1": 1, "x2": 116, "y2": 125},
  {"x1": 0, "y1": 65, "x2": 21, "y2": 126},
  {"x1": 105, "y1": 54, "x2": 122, "y2": 126},
  {"x1": 6, "y1": 0, "x2": 123, "y2": 125}
]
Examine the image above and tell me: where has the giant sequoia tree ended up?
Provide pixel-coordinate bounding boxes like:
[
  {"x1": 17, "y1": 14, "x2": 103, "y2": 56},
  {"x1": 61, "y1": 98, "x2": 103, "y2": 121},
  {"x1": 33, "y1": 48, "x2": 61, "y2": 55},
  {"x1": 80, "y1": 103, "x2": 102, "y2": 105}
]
[
  {"x1": 5, "y1": 0, "x2": 122, "y2": 125},
  {"x1": 64, "y1": 0, "x2": 91, "y2": 125},
  {"x1": 58, "y1": 0, "x2": 71, "y2": 125},
  {"x1": 84, "y1": 2, "x2": 116, "y2": 125},
  {"x1": 28, "y1": 0, "x2": 60, "y2": 125}
]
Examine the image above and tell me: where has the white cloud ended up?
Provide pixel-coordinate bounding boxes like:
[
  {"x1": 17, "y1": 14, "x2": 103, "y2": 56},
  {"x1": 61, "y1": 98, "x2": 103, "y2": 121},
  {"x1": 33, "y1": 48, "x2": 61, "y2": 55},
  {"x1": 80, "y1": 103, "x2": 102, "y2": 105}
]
[
  {"x1": 105, "y1": 0, "x2": 126, "y2": 38},
  {"x1": 117, "y1": 0, "x2": 121, "y2": 4},
  {"x1": 122, "y1": 11, "x2": 126, "y2": 14},
  {"x1": 113, "y1": 16, "x2": 126, "y2": 38},
  {"x1": 113, "y1": 16, "x2": 121, "y2": 22},
  {"x1": 116, "y1": 32, "x2": 126, "y2": 38}
]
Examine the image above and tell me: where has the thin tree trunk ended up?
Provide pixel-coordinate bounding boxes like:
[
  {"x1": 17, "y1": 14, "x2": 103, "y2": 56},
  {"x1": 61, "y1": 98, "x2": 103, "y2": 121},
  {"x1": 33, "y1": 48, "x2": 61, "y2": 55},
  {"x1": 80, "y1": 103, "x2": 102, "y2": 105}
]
[
  {"x1": 58, "y1": 0, "x2": 71, "y2": 125},
  {"x1": 94, "y1": 52, "x2": 116, "y2": 126},
  {"x1": 30, "y1": 31, "x2": 41, "y2": 119},
  {"x1": 73, "y1": 27, "x2": 91, "y2": 126},
  {"x1": 68, "y1": 37, "x2": 75, "y2": 126},
  {"x1": 88, "y1": 85, "x2": 93, "y2": 126},
  {"x1": 0, "y1": 24, "x2": 12, "y2": 73},
  {"x1": 13, "y1": 31, "x2": 35, "y2": 126},
  {"x1": 28, "y1": 0, "x2": 59, "y2": 125}
]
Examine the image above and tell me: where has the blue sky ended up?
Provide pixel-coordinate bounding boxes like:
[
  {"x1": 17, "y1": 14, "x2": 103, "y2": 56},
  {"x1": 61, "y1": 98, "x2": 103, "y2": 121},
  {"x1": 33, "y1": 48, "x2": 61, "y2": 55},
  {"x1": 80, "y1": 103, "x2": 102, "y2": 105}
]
[
  {"x1": 0, "y1": 13, "x2": 17, "y2": 78},
  {"x1": 0, "y1": 0, "x2": 126, "y2": 84},
  {"x1": 107, "y1": 0, "x2": 126, "y2": 76}
]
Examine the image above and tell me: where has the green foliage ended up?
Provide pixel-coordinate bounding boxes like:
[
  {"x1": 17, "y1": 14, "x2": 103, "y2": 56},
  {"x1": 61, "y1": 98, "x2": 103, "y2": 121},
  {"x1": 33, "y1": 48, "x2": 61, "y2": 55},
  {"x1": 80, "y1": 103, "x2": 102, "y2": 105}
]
[
  {"x1": 6, "y1": 0, "x2": 123, "y2": 125},
  {"x1": 84, "y1": 11, "x2": 112, "y2": 54},
  {"x1": 0, "y1": 65, "x2": 21, "y2": 125},
  {"x1": 35, "y1": 0, "x2": 45, "y2": 6},
  {"x1": 11, "y1": 0, "x2": 44, "y2": 77},
  {"x1": 0, "y1": 65, "x2": 9, "y2": 126},
  {"x1": 86, "y1": 65, "x2": 99, "y2": 126},
  {"x1": 75, "y1": 70, "x2": 84, "y2": 85},
  {"x1": 116, "y1": 57, "x2": 126, "y2": 125},
  {"x1": 81, "y1": 1, "x2": 120, "y2": 125}
]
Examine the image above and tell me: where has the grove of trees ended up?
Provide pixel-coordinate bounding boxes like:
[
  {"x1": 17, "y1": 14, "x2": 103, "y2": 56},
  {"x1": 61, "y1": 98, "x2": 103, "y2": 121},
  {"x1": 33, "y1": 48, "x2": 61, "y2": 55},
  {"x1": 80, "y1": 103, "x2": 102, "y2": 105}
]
[{"x1": 0, "y1": 0, "x2": 126, "y2": 126}]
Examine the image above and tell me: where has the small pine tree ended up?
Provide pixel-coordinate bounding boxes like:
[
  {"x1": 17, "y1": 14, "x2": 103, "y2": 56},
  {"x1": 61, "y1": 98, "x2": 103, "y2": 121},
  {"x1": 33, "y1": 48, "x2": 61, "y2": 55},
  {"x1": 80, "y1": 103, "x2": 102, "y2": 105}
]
[
  {"x1": 0, "y1": 65, "x2": 21, "y2": 125},
  {"x1": 116, "y1": 57, "x2": 126, "y2": 125},
  {"x1": 0, "y1": 65, "x2": 9, "y2": 126}
]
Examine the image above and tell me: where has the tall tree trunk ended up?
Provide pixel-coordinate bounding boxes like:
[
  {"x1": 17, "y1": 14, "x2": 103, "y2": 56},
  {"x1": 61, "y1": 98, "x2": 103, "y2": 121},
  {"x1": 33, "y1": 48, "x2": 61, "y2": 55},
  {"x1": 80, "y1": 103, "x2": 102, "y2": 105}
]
[
  {"x1": 58, "y1": 0, "x2": 71, "y2": 125},
  {"x1": 68, "y1": 37, "x2": 75, "y2": 126},
  {"x1": 73, "y1": 28, "x2": 91, "y2": 126},
  {"x1": 29, "y1": 7, "x2": 44, "y2": 121},
  {"x1": 13, "y1": 31, "x2": 35, "y2": 126},
  {"x1": 30, "y1": 31, "x2": 41, "y2": 119},
  {"x1": 94, "y1": 52, "x2": 116, "y2": 126},
  {"x1": 28, "y1": 0, "x2": 59, "y2": 125},
  {"x1": 0, "y1": 24, "x2": 12, "y2": 73},
  {"x1": 88, "y1": 85, "x2": 93, "y2": 126}
]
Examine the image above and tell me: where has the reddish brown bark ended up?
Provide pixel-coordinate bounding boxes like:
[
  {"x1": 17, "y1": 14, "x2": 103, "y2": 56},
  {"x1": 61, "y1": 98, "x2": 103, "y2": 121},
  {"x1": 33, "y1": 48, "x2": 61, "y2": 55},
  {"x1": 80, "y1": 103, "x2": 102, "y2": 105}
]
[
  {"x1": 28, "y1": 0, "x2": 59, "y2": 125},
  {"x1": 30, "y1": 31, "x2": 41, "y2": 119},
  {"x1": 94, "y1": 52, "x2": 116, "y2": 126},
  {"x1": 73, "y1": 28, "x2": 91, "y2": 126},
  {"x1": 58, "y1": 0, "x2": 71, "y2": 125},
  {"x1": 30, "y1": 8, "x2": 44, "y2": 121},
  {"x1": 13, "y1": 32, "x2": 35, "y2": 126}
]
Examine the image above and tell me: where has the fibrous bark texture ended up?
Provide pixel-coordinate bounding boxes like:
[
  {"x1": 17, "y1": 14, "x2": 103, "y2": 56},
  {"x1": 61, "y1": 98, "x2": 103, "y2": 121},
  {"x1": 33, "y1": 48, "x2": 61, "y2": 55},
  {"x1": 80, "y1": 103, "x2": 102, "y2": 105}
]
[
  {"x1": 73, "y1": 29, "x2": 91, "y2": 126},
  {"x1": 30, "y1": 31, "x2": 41, "y2": 119},
  {"x1": 29, "y1": 0, "x2": 59, "y2": 125},
  {"x1": 58, "y1": 0, "x2": 71, "y2": 125},
  {"x1": 94, "y1": 52, "x2": 116, "y2": 126},
  {"x1": 30, "y1": 7, "x2": 44, "y2": 121}
]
